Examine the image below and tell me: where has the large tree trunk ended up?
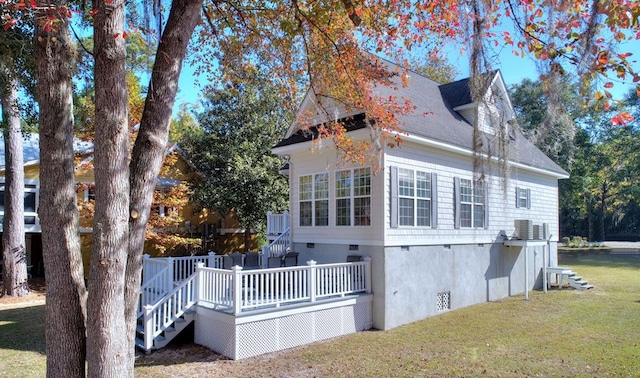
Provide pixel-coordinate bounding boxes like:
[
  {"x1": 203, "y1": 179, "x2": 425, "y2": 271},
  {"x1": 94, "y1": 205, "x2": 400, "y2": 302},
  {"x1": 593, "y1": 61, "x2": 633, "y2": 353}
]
[
  {"x1": 124, "y1": 0, "x2": 203, "y2": 362},
  {"x1": 34, "y1": 3, "x2": 88, "y2": 376},
  {"x1": 86, "y1": 0, "x2": 130, "y2": 376},
  {"x1": 1, "y1": 72, "x2": 29, "y2": 297}
]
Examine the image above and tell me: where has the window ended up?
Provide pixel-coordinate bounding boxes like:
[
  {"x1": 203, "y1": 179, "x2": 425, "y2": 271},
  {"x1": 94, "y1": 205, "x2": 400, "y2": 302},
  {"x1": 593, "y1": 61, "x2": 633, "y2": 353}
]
[
  {"x1": 353, "y1": 168, "x2": 371, "y2": 226},
  {"x1": 335, "y1": 167, "x2": 371, "y2": 226},
  {"x1": 515, "y1": 187, "x2": 531, "y2": 209},
  {"x1": 0, "y1": 182, "x2": 39, "y2": 226},
  {"x1": 454, "y1": 177, "x2": 486, "y2": 229},
  {"x1": 335, "y1": 170, "x2": 351, "y2": 226},
  {"x1": 391, "y1": 167, "x2": 437, "y2": 228},
  {"x1": 299, "y1": 173, "x2": 329, "y2": 227}
]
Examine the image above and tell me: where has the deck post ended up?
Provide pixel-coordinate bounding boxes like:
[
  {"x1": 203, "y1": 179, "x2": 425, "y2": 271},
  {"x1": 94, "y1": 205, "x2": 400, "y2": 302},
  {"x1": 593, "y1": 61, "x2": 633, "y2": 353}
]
[
  {"x1": 166, "y1": 257, "x2": 174, "y2": 292},
  {"x1": 195, "y1": 262, "x2": 204, "y2": 304},
  {"x1": 307, "y1": 260, "x2": 317, "y2": 302},
  {"x1": 144, "y1": 304, "x2": 154, "y2": 351},
  {"x1": 207, "y1": 251, "x2": 216, "y2": 268},
  {"x1": 363, "y1": 256, "x2": 372, "y2": 293},
  {"x1": 142, "y1": 254, "x2": 150, "y2": 283},
  {"x1": 232, "y1": 266, "x2": 243, "y2": 315}
]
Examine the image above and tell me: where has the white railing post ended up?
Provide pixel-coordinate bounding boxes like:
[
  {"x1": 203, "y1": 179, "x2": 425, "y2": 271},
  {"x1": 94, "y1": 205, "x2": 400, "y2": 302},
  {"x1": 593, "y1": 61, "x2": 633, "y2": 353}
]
[
  {"x1": 144, "y1": 304, "x2": 154, "y2": 351},
  {"x1": 166, "y1": 257, "x2": 174, "y2": 291},
  {"x1": 267, "y1": 211, "x2": 273, "y2": 235},
  {"x1": 283, "y1": 210, "x2": 289, "y2": 229},
  {"x1": 195, "y1": 262, "x2": 204, "y2": 305},
  {"x1": 232, "y1": 266, "x2": 243, "y2": 315},
  {"x1": 363, "y1": 257, "x2": 372, "y2": 294},
  {"x1": 142, "y1": 254, "x2": 151, "y2": 283},
  {"x1": 307, "y1": 260, "x2": 317, "y2": 302},
  {"x1": 207, "y1": 251, "x2": 216, "y2": 268},
  {"x1": 261, "y1": 246, "x2": 268, "y2": 268}
]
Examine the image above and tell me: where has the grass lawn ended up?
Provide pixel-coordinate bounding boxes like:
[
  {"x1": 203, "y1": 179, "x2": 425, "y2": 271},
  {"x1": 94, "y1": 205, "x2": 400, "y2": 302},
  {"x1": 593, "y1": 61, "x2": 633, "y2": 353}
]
[{"x1": 2, "y1": 254, "x2": 639, "y2": 377}]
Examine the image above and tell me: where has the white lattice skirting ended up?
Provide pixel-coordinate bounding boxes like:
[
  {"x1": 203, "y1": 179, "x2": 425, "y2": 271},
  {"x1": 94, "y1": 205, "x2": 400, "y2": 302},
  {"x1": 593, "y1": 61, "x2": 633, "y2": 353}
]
[{"x1": 194, "y1": 295, "x2": 373, "y2": 360}]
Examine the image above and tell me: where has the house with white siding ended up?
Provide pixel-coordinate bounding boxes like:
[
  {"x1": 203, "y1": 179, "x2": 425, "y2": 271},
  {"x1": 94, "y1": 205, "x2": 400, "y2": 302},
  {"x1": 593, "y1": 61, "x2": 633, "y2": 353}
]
[{"x1": 271, "y1": 62, "x2": 570, "y2": 330}]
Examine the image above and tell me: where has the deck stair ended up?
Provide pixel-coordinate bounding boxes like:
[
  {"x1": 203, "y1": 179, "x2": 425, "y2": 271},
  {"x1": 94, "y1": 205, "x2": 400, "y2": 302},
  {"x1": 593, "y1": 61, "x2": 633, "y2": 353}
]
[
  {"x1": 135, "y1": 309, "x2": 195, "y2": 351},
  {"x1": 136, "y1": 268, "x2": 199, "y2": 353},
  {"x1": 546, "y1": 266, "x2": 594, "y2": 290}
]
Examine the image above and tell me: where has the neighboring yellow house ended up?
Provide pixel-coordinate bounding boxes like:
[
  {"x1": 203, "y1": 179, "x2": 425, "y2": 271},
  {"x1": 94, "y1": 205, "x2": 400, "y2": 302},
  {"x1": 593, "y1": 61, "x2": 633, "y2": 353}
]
[{"x1": 0, "y1": 135, "x2": 257, "y2": 277}]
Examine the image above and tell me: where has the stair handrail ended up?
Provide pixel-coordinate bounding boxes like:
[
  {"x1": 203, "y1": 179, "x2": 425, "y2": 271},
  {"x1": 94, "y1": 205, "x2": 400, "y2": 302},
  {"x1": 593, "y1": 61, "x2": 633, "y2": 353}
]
[
  {"x1": 138, "y1": 263, "x2": 173, "y2": 317},
  {"x1": 142, "y1": 270, "x2": 198, "y2": 351},
  {"x1": 262, "y1": 227, "x2": 289, "y2": 256}
]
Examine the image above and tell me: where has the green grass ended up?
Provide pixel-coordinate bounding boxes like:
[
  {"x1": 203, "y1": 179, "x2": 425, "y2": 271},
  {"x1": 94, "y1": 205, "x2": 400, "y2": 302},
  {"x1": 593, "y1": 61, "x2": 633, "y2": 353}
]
[
  {"x1": 2, "y1": 255, "x2": 639, "y2": 377},
  {"x1": 0, "y1": 303, "x2": 46, "y2": 378}
]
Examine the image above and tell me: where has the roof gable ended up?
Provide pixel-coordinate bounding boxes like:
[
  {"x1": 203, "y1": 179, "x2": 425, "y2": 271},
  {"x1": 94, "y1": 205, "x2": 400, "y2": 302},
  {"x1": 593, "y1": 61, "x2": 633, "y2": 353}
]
[{"x1": 274, "y1": 59, "x2": 568, "y2": 178}]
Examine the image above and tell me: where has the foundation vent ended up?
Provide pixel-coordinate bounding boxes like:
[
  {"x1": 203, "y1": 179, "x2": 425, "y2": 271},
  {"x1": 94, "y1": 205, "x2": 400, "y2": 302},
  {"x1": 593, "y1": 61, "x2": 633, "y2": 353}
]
[{"x1": 436, "y1": 291, "x2": 451, "y2": 311}]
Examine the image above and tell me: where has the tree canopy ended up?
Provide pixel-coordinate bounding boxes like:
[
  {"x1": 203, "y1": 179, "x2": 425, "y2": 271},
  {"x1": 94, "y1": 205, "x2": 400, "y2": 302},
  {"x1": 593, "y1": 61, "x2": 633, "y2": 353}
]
[
  {"x1": 1, "y1": 0, "x2": 639, "y2": 375},
  {"x1": 181, "y1": 73, "x2": 290, "y2": 249}
]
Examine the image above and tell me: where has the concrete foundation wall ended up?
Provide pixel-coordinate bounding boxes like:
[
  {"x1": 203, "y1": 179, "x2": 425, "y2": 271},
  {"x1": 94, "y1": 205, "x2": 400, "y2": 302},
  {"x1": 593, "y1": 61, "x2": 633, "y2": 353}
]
[{"x1": 292, "y1": 241, "x2": 556, "y2": 331}]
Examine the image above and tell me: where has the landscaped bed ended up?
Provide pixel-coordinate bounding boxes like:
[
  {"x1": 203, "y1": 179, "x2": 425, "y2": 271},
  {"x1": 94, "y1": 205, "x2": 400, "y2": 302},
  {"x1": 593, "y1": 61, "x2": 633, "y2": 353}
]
[{"x1": 2, "y1": 254, "x2": 639, "y2": 377}]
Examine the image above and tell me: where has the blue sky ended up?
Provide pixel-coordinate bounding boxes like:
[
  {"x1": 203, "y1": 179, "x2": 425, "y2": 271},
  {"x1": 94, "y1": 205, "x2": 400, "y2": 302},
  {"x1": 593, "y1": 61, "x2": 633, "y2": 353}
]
[{"x1": 172, "y1": 37, "x2": 639, "y2": 117}]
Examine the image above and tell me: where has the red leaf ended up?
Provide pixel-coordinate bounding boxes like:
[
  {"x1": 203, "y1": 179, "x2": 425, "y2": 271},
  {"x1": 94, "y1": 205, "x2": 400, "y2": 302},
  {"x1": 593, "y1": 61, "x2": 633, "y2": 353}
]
[
  {"x1": 29, "y1": 0, "x2": 36, "y2": 7},
  {"x1": 122, "y1": 31, "x2": 127, "y2": 39},
  {"x1": 604, "y1": 82, "x2": 614, "y2": 88}
]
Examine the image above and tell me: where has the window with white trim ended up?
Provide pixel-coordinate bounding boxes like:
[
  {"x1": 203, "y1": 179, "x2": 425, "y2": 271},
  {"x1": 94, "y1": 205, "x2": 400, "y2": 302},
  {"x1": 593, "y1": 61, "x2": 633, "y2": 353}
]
[
  {"x1": 515, "y1": 187, "x2": 531, "y2": 209},
  {"x1": 398, "y1": 169, "x2": 433, "y2": 227},
  {"x1": 353, "y1": 167, "x2": 371, "y2": 226},
  {"x1": 0, "y1": 182, "x2": 39, "y2": 225},
  {"x1": 335, "y1": 170, "x2": 351, "y2": 226},
  {"x1": 457, "y1": 178, "x2": 485, "y2": 228},
  {"x1": 335, "y1": 168, "x2": 371, "y2": 226},
  {"x1": 299, "y1": 173, "x2": 329, "y2": 226}
]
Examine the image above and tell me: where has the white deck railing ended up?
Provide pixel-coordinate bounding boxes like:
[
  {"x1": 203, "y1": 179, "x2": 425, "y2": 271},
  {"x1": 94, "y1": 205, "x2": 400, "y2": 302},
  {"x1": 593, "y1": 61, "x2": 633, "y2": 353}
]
[
  {"x1": 196, "y1": 258, "x2": 372, "y2": 314},
  {"x1": 142, "y1": 272, "x2": 198, "y2": 351},
  {"x1": 266, "y1": 211, "x2": 289, "y2": 236},
  {"x1": 261, "y1": 228, "x2": 290, "y2": 263},
  {"x1": 139, "y1": 253, "x2": 224, "y2": 316}
]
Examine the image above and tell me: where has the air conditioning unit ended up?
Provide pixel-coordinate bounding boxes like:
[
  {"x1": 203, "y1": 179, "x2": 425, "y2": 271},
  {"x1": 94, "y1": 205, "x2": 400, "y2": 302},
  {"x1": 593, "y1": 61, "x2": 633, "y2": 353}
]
[{"x1": 514, "y1": 219, "x2": 533, "y2": 240}]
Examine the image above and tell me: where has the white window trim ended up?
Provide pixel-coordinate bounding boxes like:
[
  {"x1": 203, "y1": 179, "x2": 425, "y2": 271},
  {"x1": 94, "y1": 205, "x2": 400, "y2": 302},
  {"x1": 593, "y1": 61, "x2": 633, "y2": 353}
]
[
  {"x1": 515, "y1": 187, "x2": 531, "y2": 209},
  {"x1": 298, "y1": 172, "x2": 329, "y2": 227},
  {"x1": 454, "y1": 177, "x2": 487, "y2": 229},
  {"x1": 398, "y1": 168, "x2": 433, "y2": 227},
  {"x1": 0, "y1": 178, "x2": 40, "y2": 231}
]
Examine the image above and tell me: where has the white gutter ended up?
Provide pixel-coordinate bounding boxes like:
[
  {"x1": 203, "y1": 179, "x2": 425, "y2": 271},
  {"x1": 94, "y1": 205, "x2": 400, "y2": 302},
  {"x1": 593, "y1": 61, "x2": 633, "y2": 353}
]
[{"x1": 395, "y1": 132, "x2": 570, "y2": 179}]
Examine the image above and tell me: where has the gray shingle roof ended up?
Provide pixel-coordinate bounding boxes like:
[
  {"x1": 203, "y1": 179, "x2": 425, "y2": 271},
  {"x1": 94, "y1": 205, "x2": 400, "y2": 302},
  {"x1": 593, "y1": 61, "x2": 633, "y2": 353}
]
[{"x1": 275, "y1": 61, "x2": 568, "y2": 177}]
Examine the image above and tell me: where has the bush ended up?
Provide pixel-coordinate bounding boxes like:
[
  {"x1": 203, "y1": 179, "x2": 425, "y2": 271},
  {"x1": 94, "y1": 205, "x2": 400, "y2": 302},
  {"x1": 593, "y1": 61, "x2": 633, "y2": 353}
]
[{"x1": 561, "y1": 236, "x2": 570, "y2": 246}]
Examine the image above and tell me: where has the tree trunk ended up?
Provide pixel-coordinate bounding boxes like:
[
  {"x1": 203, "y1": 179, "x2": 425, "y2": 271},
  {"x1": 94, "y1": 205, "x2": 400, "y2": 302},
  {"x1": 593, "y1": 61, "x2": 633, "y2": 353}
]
[
  {"x1": 34, "y1": 3, "x2": 88, "y2": 376},
  {"x1": 599, "y1": 182, "x2": 607, "y2": 242},
  {"x1": 86, "y1": 0, "x2": 130, "y2": 376},
  {"x1": 1, "y1": 72, "x2": 29, "y2": 297},
  {"x1": 124, "y1": 0, "x2": 203, "y2": 363}
]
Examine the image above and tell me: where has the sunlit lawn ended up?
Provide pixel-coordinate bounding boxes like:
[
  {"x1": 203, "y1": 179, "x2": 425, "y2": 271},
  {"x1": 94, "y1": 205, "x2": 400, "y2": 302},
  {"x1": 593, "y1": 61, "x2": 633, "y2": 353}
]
[{"x1": 2, "y1": 254, "x2": 639, "y2": 377}]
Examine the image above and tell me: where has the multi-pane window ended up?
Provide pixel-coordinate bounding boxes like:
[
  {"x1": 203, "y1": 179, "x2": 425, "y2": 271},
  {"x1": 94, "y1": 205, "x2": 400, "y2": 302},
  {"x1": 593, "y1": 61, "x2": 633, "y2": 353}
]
[
  {"x1": 459, "y1": 179, "x2": 484, "y2": 228},
  {"x1": 335, "y1": 170, "x2": 351, "y2": 226},
  {"x1": 353, "y1": 168, "x2": 371, "y2": 226},
  {"x1": 314, "y1": 173, "x2": 329, "y2": 226},
  {"x1": 299, "y1": 173, "x2": 329, "y2": 226},
  {"x1": 515, "y1": 187, "x2": 530, "y2": 209},
  {"x1": 398, "y1": 169, "x2": 431, "y2": 227},
  {"x1": 0, "y1": 182, "x2": 39, "y2": 225},
  {"x1": 336, "y1": 168, "x2": 371, "y2": 226}
]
